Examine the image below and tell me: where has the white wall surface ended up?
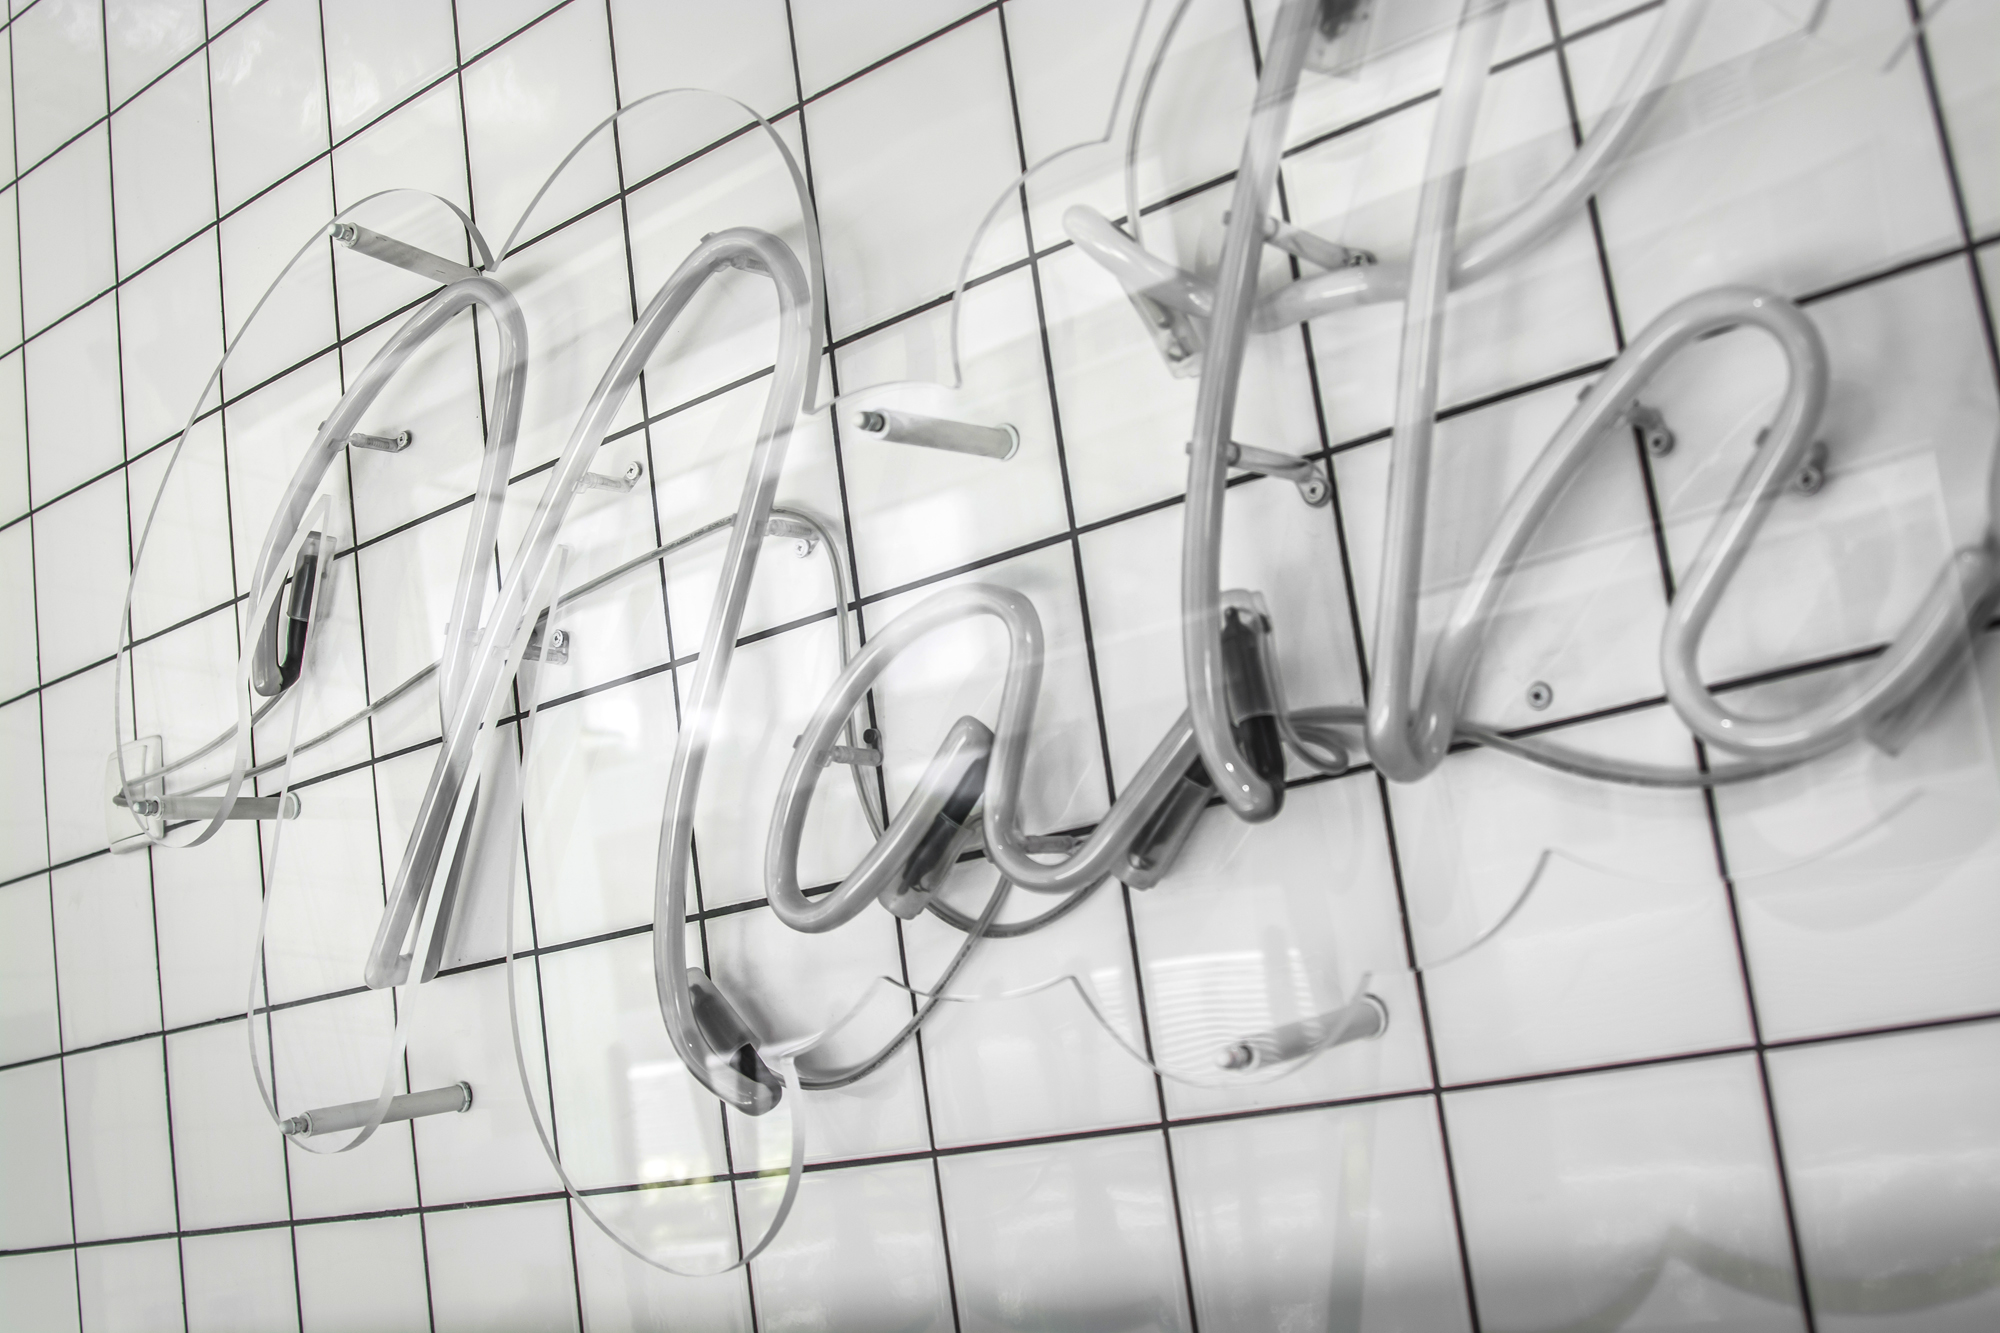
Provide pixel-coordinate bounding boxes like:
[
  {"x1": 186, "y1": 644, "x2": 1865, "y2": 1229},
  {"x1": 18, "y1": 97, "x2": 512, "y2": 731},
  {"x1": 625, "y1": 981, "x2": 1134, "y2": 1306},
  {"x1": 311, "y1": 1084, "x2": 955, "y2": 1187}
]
[{"x1": 2, "y1": 0, "x2": 1999, "y2": 1329}]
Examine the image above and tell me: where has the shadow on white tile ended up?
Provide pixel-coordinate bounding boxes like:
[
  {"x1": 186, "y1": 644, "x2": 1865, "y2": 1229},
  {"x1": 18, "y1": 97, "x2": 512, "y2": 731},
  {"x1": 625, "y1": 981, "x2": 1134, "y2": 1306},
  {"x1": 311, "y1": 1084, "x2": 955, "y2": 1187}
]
[
  {"x1": 0, "y1": 520, "x2": 37, "y2": 699},
  {"x1": 789, "y1": 0, "x2": 990, "y2": 97},
  {"x1": 606, "y1": 0, "x2": 796, "y2": 183},
  {"x1": 116, "y1": 237, "x2": 224, "y2": 456},
  {"x1": 0, "y1": 696, "x2": 48, "y2": 881},
  {"x1": 152, "y1": 821, "x2": 264, "y2": 1029},
  {"x1": 26, "y1": 297, "x2": 125, "y2": 508},
  {"x1": 218, "y1": 166, "x2": 338, "y2": 398}
]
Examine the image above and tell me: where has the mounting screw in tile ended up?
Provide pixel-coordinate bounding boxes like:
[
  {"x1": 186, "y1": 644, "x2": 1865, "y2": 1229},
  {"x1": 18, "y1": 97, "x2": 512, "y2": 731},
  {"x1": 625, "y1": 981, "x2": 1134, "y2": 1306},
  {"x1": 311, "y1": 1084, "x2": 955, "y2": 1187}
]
[
  {"x1": 1791, "y1": 441, "x2": 1829, "y2": 496},
  {"x1": 1526, "y1": 681, "x2": 1554, "y2": 711},
  {"x1": 577, "y1": 459, "x2": 645, "y2": 493},
  {"x1": 346, "y1": 430, "x2": 413, "y2": 453}
]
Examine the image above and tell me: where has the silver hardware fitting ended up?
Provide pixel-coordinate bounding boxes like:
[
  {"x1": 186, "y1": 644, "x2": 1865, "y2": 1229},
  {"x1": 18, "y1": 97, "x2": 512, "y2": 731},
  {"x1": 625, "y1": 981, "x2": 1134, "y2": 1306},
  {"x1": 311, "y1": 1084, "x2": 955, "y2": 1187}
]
[
  {"x1": 1576, "y1": 387, "x2": 1674, "y2": 457},
  {"x1": 346, "y1": 430, "x2": 413, "y2": 453},
  {"x1": 577, "y1": 459, "x2": 646, "y2": 493},
  {"x1": 766, "y1": 515, "x2": 820, "y2": 558},
  {"x1": 523, "y1": 625, "x2": 568, "y2": 665},
  {"x1": 797, "y1": 726, "x2": 882, "y2": 767},
  {"x1": 1216, "y1": 994, "x2": 1388, "y2": 1071},
  {"x1": 1226, "y1": 210, "x2": 1375, "y2": 271},
  {"x1": 1199, "y1": 439, "x2": 1330, "y2": 507},
  {"x1": 1526, "y1": 681, "x2": 1554, "y2": 711},
  {"x1": 853, "y1": 409, "x2": 1019, "y2": 461},
  {"x1": 1754, "y1": 428, "x2": 1831, "y2": 495},
  {"x1": 1629, "y1": 404, "x2": 1674, "y2": 457},
  {"x1": 331, "y1": 222, "x2": 480, "y2": 285},
  {"x1": 114, "y1": 791, "x2": 302, "y2": 821},
  {"x1": 282, "y1": 1081, "x2": 473, "y2": 1137}
]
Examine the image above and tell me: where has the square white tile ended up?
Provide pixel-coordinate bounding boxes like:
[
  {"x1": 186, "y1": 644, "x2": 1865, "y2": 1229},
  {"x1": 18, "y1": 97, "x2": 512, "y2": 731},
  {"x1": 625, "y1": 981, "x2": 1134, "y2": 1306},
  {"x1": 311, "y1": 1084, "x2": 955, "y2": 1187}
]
[
  {"x1": 148, "y1": 817, "x2": 262, "y2": 1030},
  {"x1": 939, "y1": 1130, "x2": 1193, "y2": 1333},
  {"x1": 605, "y1": 0, "x2": 796, "y2": 184},
  {"x1": 0, "y1": 519, "x2": 38, "y2": 699},
  {"x1": 535, "y1": 932, "x2": 732, "y2": 1192},
  {"x1": 742, "y1": 1158, "x2": 955, "y2": 1332},
  {"x1": 1447, "y1": 1053, "x2": 1806, "y2": 1332},
  {"x1": 322, "y1": 0, "x2": 458, "y2": 141},
  {"x1": 66, "y1": 1039, "x2": 179, "y2": 1242},
  {"x1": 75, "y1": 1239, "x2": 184, "y2": 1333},
  {"x1": 51, "y1": 852, "x2": 162, "y2": 1048},
  {"x1": 568, "y1": 1187, "x2": 753, "y2": 1332},
  {"x1": 1579, "y1": 0, "x2": 1960, "y2": 328},
  {"x1": 803, "y1": 13, "x2": 1027, "y2": 339},
  {"x1": 105, "y1": 0, "x2": 205, "y2": 108},
  {"x1": 788, "y1": 0, "x2": 991, "y2": 97},
  {"x1": 0, "y1": 1060, "x2": 72, "y2": 1250},
  {"x1": 903, "y1": 868, "x2": 1162, "y2": 1147},
  {"x1": 460, "y1": 1, "x2": 618, "y2": 246},
  {"x1": 182, "y1": 1227, "x2": 302, "y2": 1333},
  {"x1": 329, "y1": 81, "x2": 475, "y2": 337},
  {"x1": 1717, "y1": 643, "x2": 2000, "y2": 1041},
  {"x1": 18, "y1": 127, "x2": 117, "y2": 337},
  {"x1": 207, "y1": 0, "x2": 331, "y2": 214},
  {"x1": 11, "y1": 0, "x2": 108, "y2": 170},
  {"x1": 834, "y1": 268, "x2": 1071, "y2": 594},
  {"x1": 0, "y1": 353, "x2": 28, "y2": 523},
  {"x1": 1769, "y1": 1019, "x2": 2000, "y2": 1333},
  {"x1": 217, "y1": 166, "x2": 338, "y2": 398},
  {"x1": 403, "y1": 962, "x2": 562, "y2": 1206},
  {"x1": 40, "y1": 665, "x2": 123, "y2": 866},
  {"x1": 271, "y1": 991, "x2": 422, "y2": 1221},
  {"x1": 0, "y1": 695, "x2": 49, "y2": 881},
  {"x1": 0, "y1": 1250, "x2": 81, "y2": 1333},
  {"x1": 1390, "y1": 706, "x2": 1755, "y2": 1083},
  {"x1": 116, "y1": 237, "x2": 225, "y2": 457},
  {"x1": 111, "y1": 55, "x2": 215, "y2": 276},
  {"x1": 1130, "y1": 776, "x2": 1435, "y2": 1120},
  {"x1": 1173, "y1": 1097, "x2": 1473, "y2": 1332},
  {"x1": 426, "y1": 1199, "x2": 581, "y2": 1332},
  {"x1": 0, "y1": 874, "x2": 58, "y2": 1064},
  {"x1": 293, "y1": 1215, "x2": 432, "y2": 1333},
  {"x1": 166, "y1": 1018, "x2": 292, "y2": 1230},
  {"x1": 26, "y1": 297, "x2": 126, "y2": 506}
]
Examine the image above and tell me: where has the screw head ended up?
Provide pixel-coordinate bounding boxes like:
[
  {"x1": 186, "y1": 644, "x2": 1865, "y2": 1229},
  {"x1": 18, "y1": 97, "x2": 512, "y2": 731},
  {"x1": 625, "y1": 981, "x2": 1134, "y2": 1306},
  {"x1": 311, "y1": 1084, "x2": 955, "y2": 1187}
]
[
  {"x1": 1794, "y1": 462, "x2": 1825, "y2": 496},
  {"x1": 622, "y1": 460, "x2": 644, "y2": 484},
  {"x1": 1299, "y1": 473, "x2": 1330, "y2": 506},
  {"x1": 547, "y1": 629, "x2": 568, "y2": 651},
  {"x1": 1526, "y1": 681, "x2": 1554, "y2": 711}
]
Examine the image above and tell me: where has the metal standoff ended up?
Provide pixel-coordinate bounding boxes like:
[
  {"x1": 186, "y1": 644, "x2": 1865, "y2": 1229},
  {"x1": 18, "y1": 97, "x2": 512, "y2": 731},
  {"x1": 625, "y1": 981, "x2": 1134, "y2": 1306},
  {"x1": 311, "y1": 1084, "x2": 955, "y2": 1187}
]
[
  {"x1": 577, "y1": 459, "x2": 646, "y2": 493},
  {"x1": 766, "y1": 515, "x2": 821, "y2": 557},
  {"x1": 1199, "y1": 439, "x2": 1331, "y2": 506},
  {"x1": 330, "y1": 222, "x2": 480, "y2": 285},
  {"x1": 1215, "y1": 994, "x2": 1388, "y2": 1071},
  {"x1": 280, "y1": 1082, "x2": 473, "y2": 1137},
  {"x1": 345, "y1": 430, "x2": 413, "y2": 453},
  {"x1": 852, "y1": 408, "x2": 1019, "y2": 461},
  {"x1": 1628, "y1": 403, "x2": 1674, "y2": 457},
  {"x1": 115, "y1": 791, "x2": 302, "y2": 821},
  {"x1": 523, "y1": 623, "x2": 569, "y2": 665},
  {"x1": 1754, "y1": 426, "x2": 1830, "y2": 495}
]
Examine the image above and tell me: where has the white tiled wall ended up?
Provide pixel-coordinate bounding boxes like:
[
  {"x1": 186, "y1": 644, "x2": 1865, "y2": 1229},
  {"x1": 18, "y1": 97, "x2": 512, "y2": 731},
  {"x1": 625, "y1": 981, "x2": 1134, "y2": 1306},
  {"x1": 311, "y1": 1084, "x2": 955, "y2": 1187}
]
[{"x1": 1, "y1": 0, "x2": 1997, "y2": 1330}]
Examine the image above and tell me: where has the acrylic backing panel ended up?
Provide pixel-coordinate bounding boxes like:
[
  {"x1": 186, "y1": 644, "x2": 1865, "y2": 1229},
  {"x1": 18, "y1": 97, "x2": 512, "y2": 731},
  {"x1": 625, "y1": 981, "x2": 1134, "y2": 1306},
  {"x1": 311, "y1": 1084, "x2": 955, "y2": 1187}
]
[{"x1": 2, "y1": 0, "x2": 1999, "y2": 1330}]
